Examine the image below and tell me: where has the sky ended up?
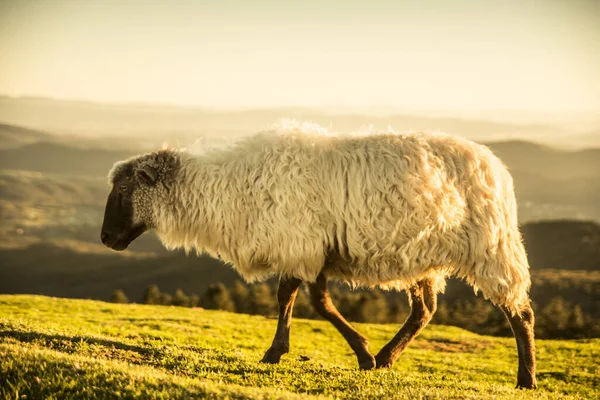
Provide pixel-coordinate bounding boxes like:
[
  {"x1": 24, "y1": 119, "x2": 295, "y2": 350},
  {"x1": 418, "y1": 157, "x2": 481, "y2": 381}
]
[{"x1": 0, "y1": 0, "x2": 599, "y2": 113}]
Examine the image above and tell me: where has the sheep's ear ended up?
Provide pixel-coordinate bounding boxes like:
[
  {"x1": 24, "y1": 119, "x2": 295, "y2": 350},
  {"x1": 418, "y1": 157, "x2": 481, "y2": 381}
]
[{"x1": 136, "y1": 165, "x2": 158, "y2": 185}]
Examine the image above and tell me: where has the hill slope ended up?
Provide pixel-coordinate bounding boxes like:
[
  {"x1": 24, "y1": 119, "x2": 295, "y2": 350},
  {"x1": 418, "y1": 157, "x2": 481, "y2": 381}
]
[
  {"x1": 0, "y1": 245, "x2": 231, "y2": 300},
  {"x1": 0, "y1": 142, "x2": 134, "y2": 177},
  {"x1": 485, "y1": 140, "x2": 600, "y2": 180},
  {"x1": 523, "y1": 220, "x2": 600, "y2": 270},
  {"x1": 3, "y1": 95, "x2": 596, "y2": 147},
  {"x1": 1, "y1": 127, "x2": 598, "y2": 222},
  {"x1": 2, "y1": 220, "x2": 599, "y2": 304},
  {"x1": 0, "y1": 123, "x2": 56, "y2": 149},
  {"x1": 1, "y1": 295, "x2": 597, "y2": 399}
]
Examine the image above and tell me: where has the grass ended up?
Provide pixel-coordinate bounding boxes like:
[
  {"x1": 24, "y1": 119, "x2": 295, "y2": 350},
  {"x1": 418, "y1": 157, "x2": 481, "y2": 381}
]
[{"x1": 0, "y1": 295, "x2": 598, "y2": 399}]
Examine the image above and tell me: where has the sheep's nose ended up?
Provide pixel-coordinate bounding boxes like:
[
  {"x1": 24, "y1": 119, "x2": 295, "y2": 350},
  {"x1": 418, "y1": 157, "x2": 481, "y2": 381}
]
[{"x1": 101, "y1": 231, "x2": 110, "y2": 244}]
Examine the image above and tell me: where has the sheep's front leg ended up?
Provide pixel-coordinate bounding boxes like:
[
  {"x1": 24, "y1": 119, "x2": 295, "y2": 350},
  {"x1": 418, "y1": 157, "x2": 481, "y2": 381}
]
[
  {"x1": 375, "y1": 278, "x2": 437, "y2": 368},
  {"x1": 309, "y1": 273, "x2": 376, "y2": 370},
  {"x1": 502, "y1": 304, "x2": 537, "y2": 389},
  {"x1": 260, "y1": 276, "x2": 302, "y2": 364}
]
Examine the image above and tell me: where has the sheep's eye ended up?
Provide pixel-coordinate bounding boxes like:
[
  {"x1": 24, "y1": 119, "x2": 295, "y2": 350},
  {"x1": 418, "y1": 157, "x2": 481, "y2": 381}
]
[{"x1": 119, "y1": 184, "x2": 128, "y2": 192}]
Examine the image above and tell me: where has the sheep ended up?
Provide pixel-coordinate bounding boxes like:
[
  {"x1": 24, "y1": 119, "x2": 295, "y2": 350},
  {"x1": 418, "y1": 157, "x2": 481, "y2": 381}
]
[{"x1": 100, "y1": 123, "x2": 537, "y2": 389}]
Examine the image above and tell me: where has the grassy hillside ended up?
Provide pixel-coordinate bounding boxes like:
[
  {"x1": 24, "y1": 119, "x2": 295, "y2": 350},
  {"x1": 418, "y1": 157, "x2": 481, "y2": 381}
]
[{"x1": 1, "y1": 296, "x2": 597, "y2": 399}]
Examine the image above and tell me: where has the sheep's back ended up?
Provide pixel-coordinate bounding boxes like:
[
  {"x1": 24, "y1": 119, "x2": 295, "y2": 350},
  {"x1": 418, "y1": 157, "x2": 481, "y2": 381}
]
[
  {"x1": 303, "y1": 133, "x2": 518, "y2": 285},
  {"x1": 200, "y1": 131, "x2": 523, "y2": 291}
]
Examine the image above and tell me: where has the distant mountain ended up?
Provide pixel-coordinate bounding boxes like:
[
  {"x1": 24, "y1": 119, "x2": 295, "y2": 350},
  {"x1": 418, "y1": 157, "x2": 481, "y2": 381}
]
[
  {"x1": 0, "y1": 135, "x2": 598, "y2": 223},
  {"x1": 0, "y1": 169, "x2": 168, "y2": 252},
  {"x1": 2, "y1": 124, "x2": 599, "y2": 183},
  {"x1": 510, "y1": 169, "x2": 600, "y2": 222},
  {"x1": 0, "y1": 123, "x2": 56, "y2": 149},
  {"x1": 2, "y1": 95, "x2": 598, "y2": 148},
  {"x1": 0, "y1": 243, "x2": 236, "y2": 302},
  {"x1": 0, "y1": 142, "x2": 134, "y2": 177},
  {"x1": 0, "y1": 170, "x2": 106, "y2": 205},
  {"x1": 522, "y1": 220, "x2": 600, "y2": 271},
  {"x1": 485, "y1": 140, "x2": 600, "y2": 180},
  {"x1": 481, "y1": 140, "x2": 600, "y2": 221},
  {"x1": 0, "y1": 220, "x2": 598, "y2": 303}
]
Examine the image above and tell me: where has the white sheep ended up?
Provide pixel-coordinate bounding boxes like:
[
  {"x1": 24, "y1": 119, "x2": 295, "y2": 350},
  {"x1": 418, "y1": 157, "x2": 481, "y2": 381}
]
[{"x1": 101, "y1": 123, "x2": 536, "y2": 389}]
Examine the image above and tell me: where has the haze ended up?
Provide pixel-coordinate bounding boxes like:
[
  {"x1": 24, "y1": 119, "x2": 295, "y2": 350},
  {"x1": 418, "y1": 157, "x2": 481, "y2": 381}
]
[{"x1": 1, "y1": 0, "x2": 599, "y2": 114}]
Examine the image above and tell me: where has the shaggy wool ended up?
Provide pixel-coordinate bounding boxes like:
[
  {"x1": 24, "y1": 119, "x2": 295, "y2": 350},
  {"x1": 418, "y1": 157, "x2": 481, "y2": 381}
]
[{"x1": 109, "y1": 123, "x2": 532, "y2": 314}]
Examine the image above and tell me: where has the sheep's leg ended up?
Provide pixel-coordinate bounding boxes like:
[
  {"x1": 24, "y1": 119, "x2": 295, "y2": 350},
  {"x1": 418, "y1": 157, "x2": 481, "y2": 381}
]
[
  {"x1": 375, "y1": 279, "x2": 437, "y2": 368},
  {"x1": 309, "y1": 273, "x2": 376, "y2": 370},
  {"x1": 502, "y1": 304, "x2": 537, "y2": 389},
  {"x1": 260, "y1": 276, "x2": 302, "y2": 364}
]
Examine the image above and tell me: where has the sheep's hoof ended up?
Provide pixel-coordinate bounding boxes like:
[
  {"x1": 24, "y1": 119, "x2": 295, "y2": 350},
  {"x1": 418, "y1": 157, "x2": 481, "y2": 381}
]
[
  {"x1": 260, "y1": 348, "x2": 284, "y2": 364},
  {"x1": 516, "y1": 380, "x2": 537, "y2": 389},
  {"x1": 374, "y1": 354, "x2": 393, "y2": 369},
  {"x1": 260, "y1": 354, "x2": 281, "y2": 364},
  {"x1": 358, "y1": 356, "x2": 376, "y2": 370}
]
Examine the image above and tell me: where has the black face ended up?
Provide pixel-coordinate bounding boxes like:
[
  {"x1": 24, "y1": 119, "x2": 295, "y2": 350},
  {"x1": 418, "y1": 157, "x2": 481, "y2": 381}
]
[{"x1": 101, "y1": 177, "x2": 147, "y2": 251}]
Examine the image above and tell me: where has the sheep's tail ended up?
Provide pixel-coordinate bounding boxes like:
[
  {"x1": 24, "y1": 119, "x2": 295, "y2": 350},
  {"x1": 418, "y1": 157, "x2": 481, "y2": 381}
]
[
  {"x1": 457, "y1": 155, "x2": 532, "y2": 316},
  {"x1": 505, "y1": 239, "x2": 532, "y2": 316},
  {"x1": 457, "y1": 231, "x2": 531, "y2": 317},
  {"x1": 491, "y1": 237, "x2": 531, "y2": 315},
  {"x1": 494, "y1": 165, "x2": 532, "y2": 316}
]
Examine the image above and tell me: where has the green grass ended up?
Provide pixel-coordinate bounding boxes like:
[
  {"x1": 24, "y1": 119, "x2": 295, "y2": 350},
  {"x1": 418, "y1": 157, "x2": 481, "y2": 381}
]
[{"x1": 1, "y1": 296, "x2": 598, "y2": 399}]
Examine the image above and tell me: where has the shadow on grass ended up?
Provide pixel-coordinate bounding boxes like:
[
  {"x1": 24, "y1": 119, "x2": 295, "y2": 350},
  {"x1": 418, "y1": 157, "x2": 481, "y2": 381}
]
[
  {"x1": 0, "y1": 325, "x2": 358, "y2": 390},
  {"x1": 120, "y1": 317, "x2": 195, "y2": 323},
  {"x1": 419, "y1": 336, "x2": 497, "y2": 353},
  {"x1": 0, "y1": 327, "x2": 163, "y2": 360},
  {"x1": 0, "y1": 326, "x2": 247, "y2": 376},
  {"x1": 537, "y1": 371, "x2": 568, "y2": 381}
]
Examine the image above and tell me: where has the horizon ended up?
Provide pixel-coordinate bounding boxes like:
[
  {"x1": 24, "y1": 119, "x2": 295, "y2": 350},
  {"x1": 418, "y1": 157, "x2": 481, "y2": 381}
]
[
  {"x1": 1, "y1": 0, "x2": 599, "y2": 114},
  {"x1": 1, "y1": 94, "x2": 600, "y2": 151},
  {"x1": 2, "y1": 93, "x2": 600, "y2": 123}
]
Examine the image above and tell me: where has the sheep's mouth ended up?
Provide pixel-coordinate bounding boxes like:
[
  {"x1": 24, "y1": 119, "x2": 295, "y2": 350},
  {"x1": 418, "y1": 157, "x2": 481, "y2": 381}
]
[{"x1": 108, "y1": 224, "x2": 147, "y2": 251}]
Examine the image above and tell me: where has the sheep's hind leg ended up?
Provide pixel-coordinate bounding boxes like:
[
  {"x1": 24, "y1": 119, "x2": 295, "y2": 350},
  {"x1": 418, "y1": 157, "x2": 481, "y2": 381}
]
[
  {"x1": 260, "y1": 276, "x2": 302, "y2": 364},
  {"x1": 502, "y1": 304, "x2": 537, "y2": 389},
  {"x1": 309, "y1": 273, "x2": 376, "y2": 370},
  {"x1": 375, "y1": 278, "x2": 437, "y2": 368}
]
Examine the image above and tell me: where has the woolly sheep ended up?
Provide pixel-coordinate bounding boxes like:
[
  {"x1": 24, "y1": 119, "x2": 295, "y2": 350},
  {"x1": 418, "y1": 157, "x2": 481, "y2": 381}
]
[{"x1": 100, "y1": 124, "x2": 536, "y2": 389}]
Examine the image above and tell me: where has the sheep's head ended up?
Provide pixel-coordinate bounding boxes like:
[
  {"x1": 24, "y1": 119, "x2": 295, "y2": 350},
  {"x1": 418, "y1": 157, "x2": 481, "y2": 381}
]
[{"x1": 101, "y1": 150, "x2": 179, "y2": 251}]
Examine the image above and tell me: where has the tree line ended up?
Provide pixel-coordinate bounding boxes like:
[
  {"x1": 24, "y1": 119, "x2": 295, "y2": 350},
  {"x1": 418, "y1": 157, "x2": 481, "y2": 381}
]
[{"x1": 111, "y1": 276, "x2": 599, "y2": 340}]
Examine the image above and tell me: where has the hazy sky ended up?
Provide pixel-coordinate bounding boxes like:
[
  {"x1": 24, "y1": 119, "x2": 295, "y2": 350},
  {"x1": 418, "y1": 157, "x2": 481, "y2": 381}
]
[{"x1": 0, "y1": 0, "x2": 599, "y2": 112}]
